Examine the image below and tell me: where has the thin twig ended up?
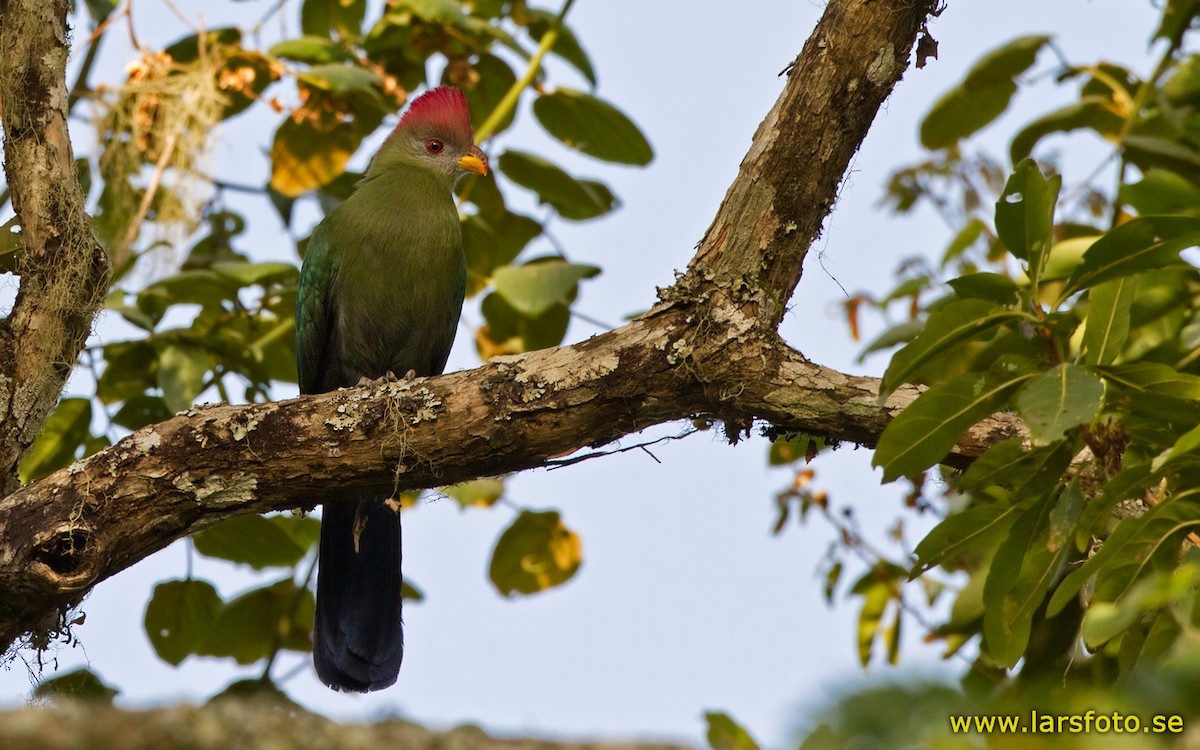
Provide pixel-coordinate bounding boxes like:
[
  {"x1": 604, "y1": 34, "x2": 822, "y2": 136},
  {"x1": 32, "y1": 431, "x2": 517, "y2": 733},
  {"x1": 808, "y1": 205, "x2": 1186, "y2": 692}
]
[
  {"x1": 114, "y1": 132, "x2": 179, "y2": 269},
  {"x1": 161, "y1": 0, "x2": 200, "y2": 35},
  {"x1": 544, "y1": 427, "x2": 697, "y2": 470},
  {"x1": 252, "y1": 0, "x2": 292, "y2": 34}
]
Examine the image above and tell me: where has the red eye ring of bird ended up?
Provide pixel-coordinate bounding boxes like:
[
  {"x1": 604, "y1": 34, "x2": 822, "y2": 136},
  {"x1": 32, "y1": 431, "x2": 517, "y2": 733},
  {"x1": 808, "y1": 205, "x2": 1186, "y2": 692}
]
[{"x1": 425, "y1": 138, "x2": 444, "y2": 155}]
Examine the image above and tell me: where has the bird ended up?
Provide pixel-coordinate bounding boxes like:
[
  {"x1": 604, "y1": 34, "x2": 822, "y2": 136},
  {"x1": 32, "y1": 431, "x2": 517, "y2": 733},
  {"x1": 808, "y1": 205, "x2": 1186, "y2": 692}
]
[{"x1": 295, "y1": 85, "x2": 487, "y2": 691}]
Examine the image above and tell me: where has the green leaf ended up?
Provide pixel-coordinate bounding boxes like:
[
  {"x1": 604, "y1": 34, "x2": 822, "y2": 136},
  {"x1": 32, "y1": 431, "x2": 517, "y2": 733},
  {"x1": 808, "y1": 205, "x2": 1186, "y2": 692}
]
[
  {"x1": 1083, "y1": 566, "x2": 1197, "y2": 648},
  {"x1": 301, "y1": 0, "x2": 366, "y2": 40},
  {"x1": 269, "y1": 36, "x2": 355, "y2": 64},
  {"x1": 1152, "y1": 422, "x2": 1200, "y2": 474},
  {"x1": 1093, "y1": 496, "x2": 1200, "y2": 606},
  {"x1": 0, "y1": 223, "x2": 19, "y2": 275},
  {"x1": 1073, "y1": 463, "x2": 1157, "y2": 551},
  {"x1": 497, "y1": 150, "x2": 616, "y2": 220},
  {"x1": 1009, "y1": 98, "x2": 1124, "y2": 165},
  {"x1": 915, "y1": 439, "x2": 1075, "y2": 576},
  {"x1": 1164, "y1": 54, "x2": 1200, "y2": 106},
  {"x1": 854, "y1": 575, "x2": 893, "y2": 666},
  {"x1": 210, "y1": 678, "x2": 299, "y2": 706},
  {"x1": 941, "y1": 218, "x2": 987, "y2": 267},
  {"x1": 768, "y1": 434, "x2": 823, "y2": 466},
  {"x1": 880, "y1": 275, "x2": 932, "y2": 305},
  {"x1": 959, "y1": 437, "x2": 1076, "y2": 495},
  {"x1": 269, "y1": 105, "x2": 384, "y2": 197},
  {"x1": 533, "y1": 88, "x2": 653, "y2": 165},
  {"x1": 297, "y1": 63, "x2": 381, "y2": 95},
  {"x1": 82, "y1": 0, "x2": 119, "y2": 23},
  {"x1": 1082, "y1": 278, "x2": 1134, "y2": 367},
  {"x1": 492, "y1": 259, "x2": 600, "y2": 317},
  {"x1": 164, "y1": 28, "x2": 242, "y2": 64},
  {"x1": 488, "y1": 510, "x2": 582, "y2": 596},
  {"x1": 1013, "y1": 364, "x2": 1104, "y2": 445},
  {"x1": 919, "y1": 35, "x2": 1050, "y2": 149},
  {"x1": 201, "y1": 578, "x2": 315, "y2": 663},
  {"x1": 447, "y1": 54, "x2": 517, "y2": 136},
  {"x1": 478, "y1": 291, "x2": 570, "y2": 356},
  {"x1": 1049, "y1": 494, "x2": 1200, "y2": 616},
  {"x1": 526, "y1": 11, "x2": 597, "y2": 86},
  {"x1": 396, "y1": 0, "x2": 464, "y2": 22},
  {"x1": 1098, "y1": 362, "x2": 1200, "y2": 401},
  {"x1": 1119, "y1": 169, "x2": 1200, "y2": 215},
  {"x1": 214, "y1": 49, "x2": 279, "y2": 121},
  {"x1": 994, "y1": 160, "x2": 1060, "y2": 289},
  {"x1": 1119, "y1": 607, "x2": 1182, "y2": 673},
  {"x1": 97, "y1": 340, "x2": 157, "y2": 404},
  {"x1": 555, "y1": 179, "x2": 617, "y2": 221},
  {"x1": 157, "y1": 345, "x2": 212, "y2": 412},
  {"x1": 105, "y1": 289, "x2": 157, "y2": 331},
  {"x1": 34, "y1": 668, "x2": 119, "y2": 703},
  {"x1": 1155, "y1": 0, "x2": 1200, "y2": 44},
  {"x1": 874, "y1": 371, "x2": 1033, "y2": 482},
  {"x1": 144, "y1": 579, "x2": 222, "y2": 666},
  {"x1": 271, "y1": 514, "x2": 321, "y2": 552},
  {"x1": 139, "y1": 270, "x2": 237, "y2": 315},
  {"x1": 112, "y1": 394, "x2": 172, "y2": 431},
  {"x1": 1124, "y1": 135, "x2": 1200, "y2": 173},
  {"x1": 211, "y1": 261, "x2": 299, "y2": 288},
  {"x1": 444, "y1": 478, "x2": 505, "y2": 508},
  {"x1": 982, "y1": 480, "x2": 1082, "y2": 667},
  {"x1": 946, "y1": 272, "x2": 1020, "y2": 305},
  {"x1": 911, "y1": 496, "x2": 1024, "y2": 576},
  {"x1": 857, "y1": 318, "x2": 924, "y2": 361},
  {"x1": 703, "y1": 712, "x2": 760, "y2": 750},
  {"x1": 192, "y1": 515, "x2": 310, "y2": 570},
  {"x1": 18, "y1": 398, "x2": 92, "y2": 483},
  {"x1": 879, "y1": 299, "x2": 1025, "y2": 397},
  {"x1": 401, "y1": 579, "x2": 425, "y2": 602},
  {"x1": 1059, "y1": 216, "x2": 1200, "y2": 300},
  {"x1": 1040, "y1": 235, "x2": 1096, "y2": 282},
  {"x1": 462, "y1": 211, "x2": 542, "y2": 297}
]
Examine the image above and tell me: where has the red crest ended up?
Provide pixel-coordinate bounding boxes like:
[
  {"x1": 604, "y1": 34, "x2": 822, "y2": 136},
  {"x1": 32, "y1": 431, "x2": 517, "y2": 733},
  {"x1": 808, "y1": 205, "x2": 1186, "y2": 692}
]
[{"x1": 395, "y1": 86, "x2": 474, "y2": 144}]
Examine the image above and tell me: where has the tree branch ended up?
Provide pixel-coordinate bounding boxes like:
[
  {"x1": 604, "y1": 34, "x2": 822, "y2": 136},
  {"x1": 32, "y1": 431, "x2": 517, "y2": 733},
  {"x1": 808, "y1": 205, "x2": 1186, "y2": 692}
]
[
  {"x1": 0, "y1": 0, "x2": 950, "y2": 653},
  {"x1": 0, "y1": 700, "x2": 695, "y2": 750},
  {"x1": 0, "y1": 0, "x2": 111, "y2": 495}
]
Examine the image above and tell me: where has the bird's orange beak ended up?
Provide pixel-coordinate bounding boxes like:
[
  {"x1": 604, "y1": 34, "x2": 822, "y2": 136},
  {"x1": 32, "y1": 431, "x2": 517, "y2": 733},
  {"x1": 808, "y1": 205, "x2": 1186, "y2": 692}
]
[{"x1": 458, "y1": 145, "x2": 488, "y2": 176}]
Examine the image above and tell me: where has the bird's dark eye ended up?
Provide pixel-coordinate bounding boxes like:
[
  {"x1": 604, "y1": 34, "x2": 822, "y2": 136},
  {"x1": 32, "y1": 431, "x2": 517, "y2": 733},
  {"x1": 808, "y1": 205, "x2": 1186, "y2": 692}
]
[{"x1": 425, "y1": 138, "x2": 444, "y2": 155}]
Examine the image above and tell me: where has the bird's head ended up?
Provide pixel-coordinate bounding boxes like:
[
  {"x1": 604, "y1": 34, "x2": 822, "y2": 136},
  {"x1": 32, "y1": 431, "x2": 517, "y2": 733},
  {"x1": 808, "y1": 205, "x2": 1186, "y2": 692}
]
[{"x1": 372, "y1": 86, "x2": 488, "y2": 182}]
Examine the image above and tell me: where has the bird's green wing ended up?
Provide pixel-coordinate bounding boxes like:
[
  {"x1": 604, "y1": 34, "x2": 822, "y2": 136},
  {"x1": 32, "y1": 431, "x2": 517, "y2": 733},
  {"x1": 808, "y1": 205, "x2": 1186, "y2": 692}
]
[{"x1": 296, "y1": 222, "x2": 336, "y2": 395}]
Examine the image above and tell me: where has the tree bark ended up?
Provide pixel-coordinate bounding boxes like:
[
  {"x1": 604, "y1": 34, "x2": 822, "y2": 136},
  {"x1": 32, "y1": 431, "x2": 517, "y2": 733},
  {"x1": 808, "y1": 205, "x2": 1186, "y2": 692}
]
[
  {"x1": 0, "y1": 699, "x2": 695, "y2": 750},
  {"x1": 0, "y1": 0, "x2": 110, "y2": 496},
  {"x1": 0, "y1": 0, "x2": 962, "y2": 654}
]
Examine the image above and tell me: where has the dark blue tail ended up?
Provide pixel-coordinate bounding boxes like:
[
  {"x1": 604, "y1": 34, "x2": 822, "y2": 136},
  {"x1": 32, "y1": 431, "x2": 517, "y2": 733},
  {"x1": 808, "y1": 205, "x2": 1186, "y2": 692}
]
[{"x1": 313, "y1": 495, "x2": 404, "y2": 692}]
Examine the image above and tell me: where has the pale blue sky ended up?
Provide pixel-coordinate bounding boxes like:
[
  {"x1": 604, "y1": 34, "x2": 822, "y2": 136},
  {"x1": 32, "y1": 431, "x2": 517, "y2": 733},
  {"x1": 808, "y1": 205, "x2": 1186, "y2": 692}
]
[{"x1": 0, "y1": 0, "x2": 1157, "y2": 746}]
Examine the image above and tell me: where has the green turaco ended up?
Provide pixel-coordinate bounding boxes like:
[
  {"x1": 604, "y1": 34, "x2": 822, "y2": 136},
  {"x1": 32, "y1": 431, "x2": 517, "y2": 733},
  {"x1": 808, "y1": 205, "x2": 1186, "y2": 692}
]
[{"x1": 296, "y1": 85, "x2": 487, "y2": 691}]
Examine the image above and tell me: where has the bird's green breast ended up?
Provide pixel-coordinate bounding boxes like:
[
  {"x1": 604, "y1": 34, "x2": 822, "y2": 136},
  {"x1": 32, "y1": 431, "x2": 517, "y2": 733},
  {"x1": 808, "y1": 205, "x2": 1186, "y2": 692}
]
[{"x1": 306, "y1": 165, "x2": 467, "y2": 391}]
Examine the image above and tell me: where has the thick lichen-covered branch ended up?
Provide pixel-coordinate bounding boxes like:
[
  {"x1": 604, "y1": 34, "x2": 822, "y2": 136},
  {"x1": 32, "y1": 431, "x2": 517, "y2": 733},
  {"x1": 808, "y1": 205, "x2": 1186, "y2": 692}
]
[
  {"x1": 0, "y1": 0, "x2": 948, "y2": 655},
  {"x1": 0, "y1": 700, "x2": 695, "y2": 750}
]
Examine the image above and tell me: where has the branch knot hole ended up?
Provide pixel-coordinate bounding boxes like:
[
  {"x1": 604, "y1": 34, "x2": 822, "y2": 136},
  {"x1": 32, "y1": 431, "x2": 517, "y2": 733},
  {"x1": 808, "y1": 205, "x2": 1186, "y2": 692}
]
[{"x1": 31, "y1": 523, "x2": 100, "y2": 590}]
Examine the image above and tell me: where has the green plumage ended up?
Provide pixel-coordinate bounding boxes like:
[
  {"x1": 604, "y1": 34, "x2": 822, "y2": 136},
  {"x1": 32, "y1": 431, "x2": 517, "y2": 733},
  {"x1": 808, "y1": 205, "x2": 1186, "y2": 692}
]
[
  {"x1": 295, "y1": 85, "x2": 483, "y2": 692},
  {"x1": 297, "y1": 166, "x2": 466, "y2": 393}
]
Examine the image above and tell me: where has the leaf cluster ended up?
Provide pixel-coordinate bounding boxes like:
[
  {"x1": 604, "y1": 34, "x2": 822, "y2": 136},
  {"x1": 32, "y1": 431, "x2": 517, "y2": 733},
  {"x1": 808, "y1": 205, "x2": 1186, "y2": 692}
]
[{"x1": 837, "y1": 5, "x2": 1200, "y2": 690}]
